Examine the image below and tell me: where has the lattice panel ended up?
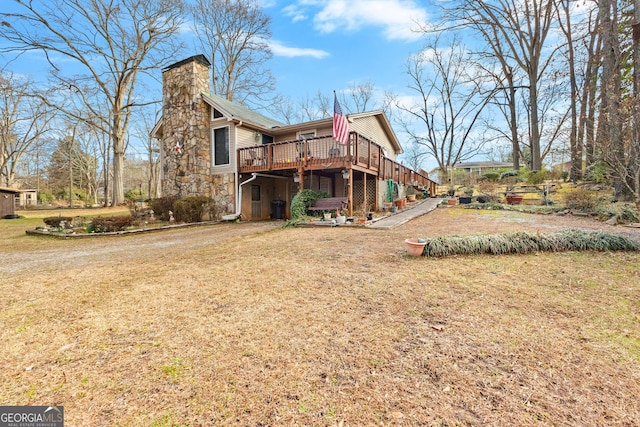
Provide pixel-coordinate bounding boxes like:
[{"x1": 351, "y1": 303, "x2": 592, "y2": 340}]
[
  {"x1": 352, "y1": 175, "x2": 376, "y2": 212},
  {"x1": 353, "y1": 181, "x2": 364, "y2": 212},
  {"x1": 366, "y1": 176, "x2": 376, "y2": 211}
]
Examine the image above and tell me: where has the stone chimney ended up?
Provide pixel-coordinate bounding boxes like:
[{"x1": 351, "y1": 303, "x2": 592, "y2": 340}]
[{"x1": 161, "y1": 55, "x2": 212, "y2": 198}]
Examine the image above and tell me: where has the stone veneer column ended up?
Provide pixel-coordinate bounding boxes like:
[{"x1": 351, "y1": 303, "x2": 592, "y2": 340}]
[{"x1": 161, "y1": 55, "x2": 213, "y2": 199}]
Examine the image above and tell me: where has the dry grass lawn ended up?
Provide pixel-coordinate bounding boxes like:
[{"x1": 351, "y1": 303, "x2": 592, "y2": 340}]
[{"x1": 1, "y1": 206, "x2": 639, "y2": 426}]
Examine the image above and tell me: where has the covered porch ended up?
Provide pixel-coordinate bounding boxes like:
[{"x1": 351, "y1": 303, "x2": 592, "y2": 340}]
[{"x1": 238, "y1": 132, "x2": 437, "y2": 218}]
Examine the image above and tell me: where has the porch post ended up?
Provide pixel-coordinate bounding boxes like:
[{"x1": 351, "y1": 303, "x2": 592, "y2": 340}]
[
  {"x1": 363, "y1": 172, "x2": 367, "y2": 214},
  {"x1": 348, "y1": 168, "x2": 353, "y2": 216},
  {"x1": 374, "y1": 174, "x2": 379, "y2": 212},
  {"x1": 297, "y1": 166, "x2": 304, "y2": 193}
]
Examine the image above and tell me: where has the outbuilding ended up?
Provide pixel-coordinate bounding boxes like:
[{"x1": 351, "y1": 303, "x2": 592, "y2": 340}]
[{"x1": 0, "y1": 187, "x2": 21, "y2": 218}]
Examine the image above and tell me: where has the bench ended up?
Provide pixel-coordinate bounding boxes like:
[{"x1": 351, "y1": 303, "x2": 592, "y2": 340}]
[
  {"x1": 308, "y1": 197, "x2": 348, "y2": 213},
  {"x1": 504, "y1": 184, "x2": 557, "y2": 205}
]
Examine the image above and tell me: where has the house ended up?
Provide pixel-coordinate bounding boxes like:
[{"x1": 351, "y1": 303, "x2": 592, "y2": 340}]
[
  {"x1": 0, "y1": 187, "x2": 21, "y2": 218},
  {"x1": 151, "y1": 55, "x2": 436, "y2": 220},
  {"x1": 453, "y1": 161, "x2": 513, "y2": 175}
]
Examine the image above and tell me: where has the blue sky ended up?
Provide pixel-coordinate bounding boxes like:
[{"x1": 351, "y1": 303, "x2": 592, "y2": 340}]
[
  {"x1": 1, "y1": 0, "x2": 438, "y2": 164},
  {"x1": 1, "y1": 0, "x2": 433, "y2": 117},
  {"x1": 231, "y1": 0, "x2": 432, "y2": 108}
]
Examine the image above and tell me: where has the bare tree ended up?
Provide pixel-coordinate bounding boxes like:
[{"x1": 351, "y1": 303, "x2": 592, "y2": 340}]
[
  {"x1": 47, "y1": 124, "x2": 98, "y2": 205},
  {"x1": 449, "y1": 0, "x2": 560, "y2": 171},
  {"x1": 131, "y1": 108, "x2": 162, "y2": 199},
  {"x1": 342, "y1": 81, "x2": 377, "y2": 113},
  {"x1": 596, "y1": 0, "x2": 639, "y2": 205},
  {"x1": 556, "y1": 0, "x2": 581, "y2": 180},
  {"x1": 191, "y1": 0, "x2": 274, "y2": 107},
  {"x1": 577, "y1": 7, "x2": 601, "y2": 174},
  {"x1": 0, "y1": 0, "x2": 185, "y2": 205},
  {"x1": 629, "y1": 0, "x2": 640, "y2": 206},
  {"x1": 394, "y1": 36, "x2": 494, "y2": 177},
  {"x1": 0, "y1": 72, "x2": 54, "y2": 187}
]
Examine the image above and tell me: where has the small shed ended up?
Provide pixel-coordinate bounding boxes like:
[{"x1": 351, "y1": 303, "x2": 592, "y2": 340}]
[
  {"x1": 0, "y1": 187, "x2": 21, "y2": 218},
  {"x1": 17, "y1": 189, "x2": 37, "y2": 207}
]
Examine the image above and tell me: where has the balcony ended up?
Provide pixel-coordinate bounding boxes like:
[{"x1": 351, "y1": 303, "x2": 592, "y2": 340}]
[{"x1": 238, "y1": 132, "x2": 436, "y2": 194}]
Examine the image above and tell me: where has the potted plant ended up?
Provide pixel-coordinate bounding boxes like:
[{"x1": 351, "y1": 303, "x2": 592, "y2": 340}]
[
  {"x1": 505, "y1": 193, "x2": 523, "y2": 205},
  {"x1": 458, "y1": 188, "x2": 473, "y2": 204},
  {"x1": 406, "y1": 185, "x2": 417, "y2": 202},
  {"x1": 405, "y1": 238, "x2": 427, "y2": 256}
]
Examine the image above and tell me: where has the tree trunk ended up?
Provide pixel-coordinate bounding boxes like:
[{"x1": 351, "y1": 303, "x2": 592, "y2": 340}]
[
  {"x1": 598, "y1": 0, "x2": 625, "y2": 197},
  {"x1": 579, "y1": 18, "x2": 601, "y2": 175},
  {"x1": 506, "y1": 68, "x2": 520, "y2": 170},
  {"x1": 529, "y1": 80, "x2": 542, "y2": 171},
  {"x1": 558, "y1": 0, "x2": 580, "y2": 181},
  {"x1": 112, "y1": 141, "x2": 125, "y2": 206}
]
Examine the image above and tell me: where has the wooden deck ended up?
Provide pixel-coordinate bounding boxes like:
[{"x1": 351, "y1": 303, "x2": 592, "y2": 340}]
[{"x1": 238, "y1": 133, "x2": 437, "y2": 195}]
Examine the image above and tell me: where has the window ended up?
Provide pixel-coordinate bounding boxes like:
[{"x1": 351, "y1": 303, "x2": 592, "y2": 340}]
[
  {"x1": 261, "y1": 134, "x2": 274, "y2": 145},
  {"x1": 213, "y1": 109, "x2": 223, "y2": 119},
  {"x1": 251, "y1": 184, "x2": 261, "y2": 201},
  {"x1": 213, "y1": 126, "x2": 230, "y2": 166},
  {"x1": 298, "y1": 130, "x2": 316, "y2": 140}
]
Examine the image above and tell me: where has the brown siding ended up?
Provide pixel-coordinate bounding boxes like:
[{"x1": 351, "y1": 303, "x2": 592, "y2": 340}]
[{"x1": 0, "y1": 191, "x2": 16, "y2": 217}]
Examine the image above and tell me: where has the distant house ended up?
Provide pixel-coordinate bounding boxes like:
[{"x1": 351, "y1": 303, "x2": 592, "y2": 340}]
[
  {"x1": 453, "y1": 161, "x2": 513, "y2": 175},
  {"x1": 0, "y1": 188, "x2": 20, "y2": 218},
  {"x1": 151, "y1": 55, "x2": 436, "y2": 220}
]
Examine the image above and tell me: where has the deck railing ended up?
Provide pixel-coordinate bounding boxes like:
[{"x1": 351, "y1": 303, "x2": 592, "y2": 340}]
[{"x1": 238, "y1": 132, "x2": 436, "y2": 193}]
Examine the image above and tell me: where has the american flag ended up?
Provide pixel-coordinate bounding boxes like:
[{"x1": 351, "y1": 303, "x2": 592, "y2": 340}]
[{"x1": 333, "y1": 93, "x2": 350, "y2": 145}]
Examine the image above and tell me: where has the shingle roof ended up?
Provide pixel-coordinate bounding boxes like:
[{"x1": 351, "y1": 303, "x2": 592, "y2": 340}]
[
  {"x1": 454, "y1": 161, "x2": 512, "y2": 169},
  {"x1": 202, "y1": 93, "x2": 284, "y2": 129}
]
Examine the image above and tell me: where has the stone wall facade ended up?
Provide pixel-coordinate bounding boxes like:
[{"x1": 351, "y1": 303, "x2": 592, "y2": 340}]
[{"x1": 160, "y1": 55, "x2": 236, "y2": 217}]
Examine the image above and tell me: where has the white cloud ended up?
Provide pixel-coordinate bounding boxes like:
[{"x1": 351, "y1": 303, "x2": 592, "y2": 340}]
[
  {"x1": 269, "y1": 40, "x2": 330, "y2": 59},
  {"x1": 282, "y1": 4, "x2": 308, "y2": 22},
  {"x1": 286, "y1": 0, "x2": 429, "y2": 42}
]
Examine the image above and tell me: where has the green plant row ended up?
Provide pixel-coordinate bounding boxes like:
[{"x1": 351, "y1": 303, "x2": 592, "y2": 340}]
[
  {"x1": 91, "y1": 215, "x2": 134, "y2": 233},
  {"x1": 420, "y1": 229, "x2": 638, "y2": 257},
  {"x1": 462, "y1": 202, "x2": 565, "y2": 214}
]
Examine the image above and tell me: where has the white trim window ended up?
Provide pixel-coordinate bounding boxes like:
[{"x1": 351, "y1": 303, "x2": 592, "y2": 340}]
[
  {"x1": 297, "y1": 130, "x2": 316, "y2": 140},
  {"x1": 212, "y1": 126, "x2": 230, "y2": 166}
]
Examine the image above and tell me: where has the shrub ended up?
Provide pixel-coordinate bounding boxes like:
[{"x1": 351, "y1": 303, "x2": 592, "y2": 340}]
[
  {"x1": 524, "y1": 169, "x2": 547, "y2": 185},
  {"x1": 585, "y1": 161, "x2": 608, "y2": 183},
  {"x1": 290, "y1": 189, "x2": 329, "y2": 220},
  {"x1": 593, "y1": 203, "x2": 640, "y2": 224},
  {"x1": 563, "y1": 187, "x2": 602, "y2": 211},
  {"x1": 125, "y1": 188, "x2": 145, "y2": 201},
  {"x1": 499, "y1": 170, "x2": 519, "y2": 181},
  {"x1": 43, "y1": 216, "x2": 73, "y2": 228},
  {"x1": 420, "y1": 229, "x2": 638, "y2": 257},
  {"x1": 56, "y1": 188, "x2": 88, "y2": 202},
  {"x1": 173, "y1": 196, "x2": 216, "y2": 223},
  {"x1": 91, "y1": 215, "x2": 134, "y2": 232},
  {"x1": 38, "y1": 190, "x2": 56, "y2": 204},
  {"x1": 520, "y1": 169, "x2": 549, "y2": 185},
  {"x1": 482, "y1": 171, "x2": 500, "y2": 182},
  {"x1": 149, "y1": 196, "x2": 179, "y2": 221},
  {"x1": 477, "y1": 181, "x2": 500, "y2": 203}
]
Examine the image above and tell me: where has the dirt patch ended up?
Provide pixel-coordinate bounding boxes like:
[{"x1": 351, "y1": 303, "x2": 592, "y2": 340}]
[{"x1": 1, "y1": 207, "x2": 639, "y2": 425}]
